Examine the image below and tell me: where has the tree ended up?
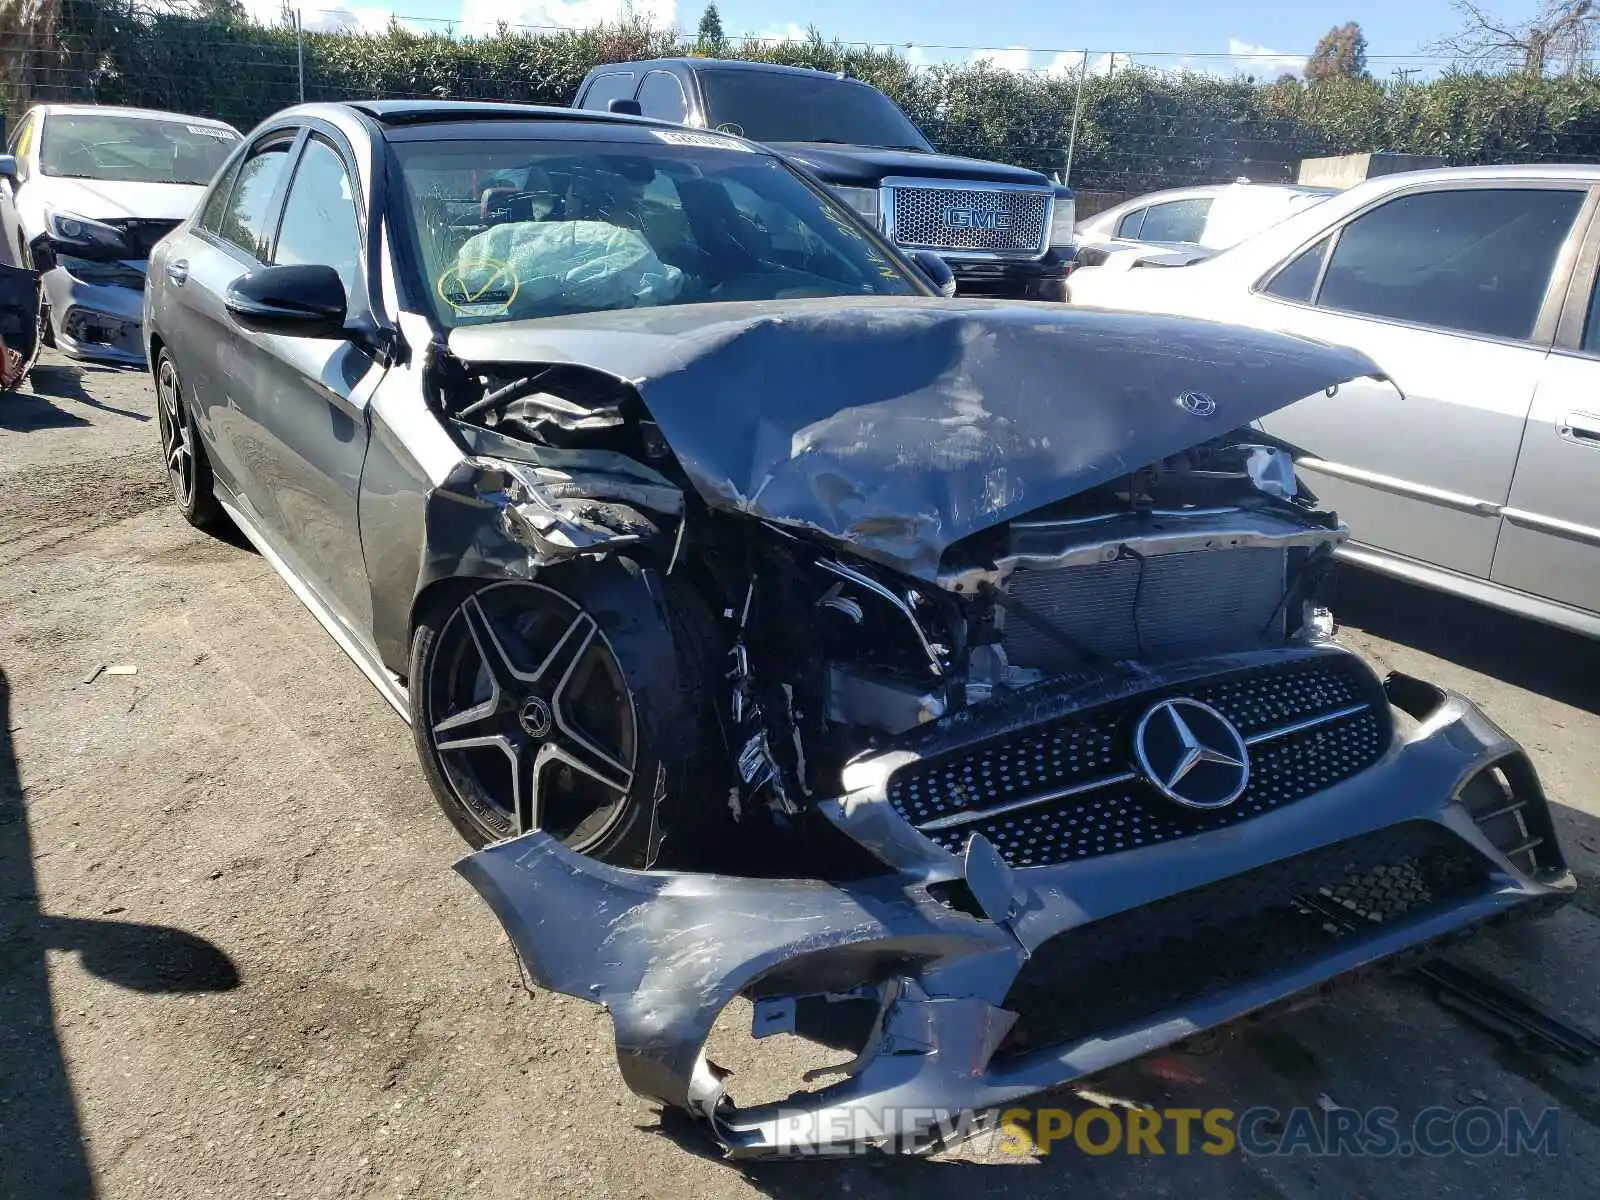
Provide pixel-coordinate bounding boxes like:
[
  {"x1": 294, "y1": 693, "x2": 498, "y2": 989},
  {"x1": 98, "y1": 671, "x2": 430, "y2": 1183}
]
[
  {"x1": 1430, "y1": 0, "x2": 1595, "y2": 76},
  {"x1": 696, "y1": 3, "x2": 726, "y2": 54},
  {"x1": 1305, "y1": 22, "x2": 1370, "y2": 83}
]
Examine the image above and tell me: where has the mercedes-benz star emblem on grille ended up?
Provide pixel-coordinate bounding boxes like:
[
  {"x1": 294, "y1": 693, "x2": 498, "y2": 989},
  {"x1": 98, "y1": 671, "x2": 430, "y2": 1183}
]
[
  {"x1": 942, "y1": 206, "x2": 1014, "y2": 231},
  {"x1": 1177, "y1": 391, "x2": 1218, "y2": 416},
  {"x1": 1133, "y1": 698, "x2": 1251, "y2": 810}
]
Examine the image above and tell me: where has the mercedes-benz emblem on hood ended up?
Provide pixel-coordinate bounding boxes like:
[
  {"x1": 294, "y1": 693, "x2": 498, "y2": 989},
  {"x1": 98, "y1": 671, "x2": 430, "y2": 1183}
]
[
  {"x1": 1134, "y1": 698, "x2": 1250, "y2": 809},
  {"x1": 1177, "y1": 391, "x2": 1218, "y2": 416}
]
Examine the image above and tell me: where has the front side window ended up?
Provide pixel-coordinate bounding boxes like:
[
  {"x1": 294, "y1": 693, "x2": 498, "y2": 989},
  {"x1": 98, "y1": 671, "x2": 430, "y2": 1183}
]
[
  {"x1": 1583, "y1": 270, "x2": 1600, "y2": 354},
  {"x1": 273, "y1": 138, "x2": 363, "y2": 298},
  {"x1": 395, "y1": 137, "x2": 919, "y2": 329},
  {"x1": 1138, "y1": 198, "x2": 1210, "y2": 243},
  {"x1": 697, "y1": 70, "x2": 931, "y2": 149},
  {"x1": 1316, "y1": 188, "x2": 1584, "y2": 341},
  {"x1": 212, "y1": 144, "x2": 291, "y2": 261},
  {"x1": 39, "y1": 113, "x2": 239, "y2": 185},
  {"x1": 637, "y1": 72, "x2": 690, "y2": 124}
]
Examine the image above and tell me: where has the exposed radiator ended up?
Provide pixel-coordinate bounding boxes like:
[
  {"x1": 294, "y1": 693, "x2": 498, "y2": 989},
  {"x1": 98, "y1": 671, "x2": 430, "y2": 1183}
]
[{"x1": 1002, "y1": 547, "x2": 1288, "y2": 672}]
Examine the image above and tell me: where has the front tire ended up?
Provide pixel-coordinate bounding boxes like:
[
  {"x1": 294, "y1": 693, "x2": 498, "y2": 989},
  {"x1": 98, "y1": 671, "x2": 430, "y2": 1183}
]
[
  {"x1": 409, "y1": 564, "x2": 730, "y2": 866},
  {"x1": 154, "y1": 349, "x2": 227, "y2": 533}
]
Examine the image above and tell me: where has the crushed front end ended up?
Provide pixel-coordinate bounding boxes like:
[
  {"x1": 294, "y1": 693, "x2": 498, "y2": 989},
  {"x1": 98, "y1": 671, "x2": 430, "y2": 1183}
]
[{"x1": 438, "y1": 301, "x2": 1574, "y2": 1156}]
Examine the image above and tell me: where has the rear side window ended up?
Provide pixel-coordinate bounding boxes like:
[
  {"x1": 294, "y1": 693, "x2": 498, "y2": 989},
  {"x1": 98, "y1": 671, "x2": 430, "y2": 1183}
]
[
  {"x1": 1139, "y1": 198, "x2": 1210, "y2": 243},
  {"x1": 637, "y1": 72, "x2": 690, "y2": 124},
  {"x1": 1317, "y1": 188, "x2": 1584, "y2": 341},
  {"x1": 580, "y1": 72, "x2": 636, "y2": 111},
  {"x1": 1115, "y1": 207, "x2": 1146, "y2": 238},
  {"x1": 210, "y1": 143, "x2": 292, "y2": 260},
  {"x1": 1262, "y1": 236, "x2": 1330, "y2": 303}
]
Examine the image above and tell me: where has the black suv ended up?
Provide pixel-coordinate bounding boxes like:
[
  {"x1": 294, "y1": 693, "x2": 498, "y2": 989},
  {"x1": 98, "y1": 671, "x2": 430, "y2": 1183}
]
[{"x1": 573, "y1": 58, "x2": 1074, "y2": 301}]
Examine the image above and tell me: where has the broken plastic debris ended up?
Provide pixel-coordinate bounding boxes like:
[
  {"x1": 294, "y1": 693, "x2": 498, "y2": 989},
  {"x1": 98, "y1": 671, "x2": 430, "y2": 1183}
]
[
  {"x1": 81, "y1": 664, "x2": 105, "y2": 684},
  {"x1": 105, "y1": 664, "x2": 137, "y2": 676}
]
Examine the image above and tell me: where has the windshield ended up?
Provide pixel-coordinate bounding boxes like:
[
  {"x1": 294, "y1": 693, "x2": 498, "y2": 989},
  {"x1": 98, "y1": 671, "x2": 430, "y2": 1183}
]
[
  {"x1": 39, "y1": 113, "x2": 239, "y2": 184},
  {"x1": 394, "y1": 137, "x2": 920, "y2": 329},
  {"x1": 698, "y1": 70, "x2": 932, "y2": 149}
]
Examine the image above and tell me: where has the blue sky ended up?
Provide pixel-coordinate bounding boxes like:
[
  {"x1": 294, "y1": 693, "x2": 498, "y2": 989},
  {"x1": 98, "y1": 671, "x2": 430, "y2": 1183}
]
[{"x1": 270, "y1": 0, "x2": 1521, "y2": 77}]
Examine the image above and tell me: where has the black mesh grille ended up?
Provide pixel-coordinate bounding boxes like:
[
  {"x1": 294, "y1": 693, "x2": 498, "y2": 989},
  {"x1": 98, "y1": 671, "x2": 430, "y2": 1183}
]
[
  {"x1": 887, "y1": 656, "x2": 1387, "y2": 867},
  {"x1": 996, "y1": 822, "x2": 1490, "y2": 1061}
]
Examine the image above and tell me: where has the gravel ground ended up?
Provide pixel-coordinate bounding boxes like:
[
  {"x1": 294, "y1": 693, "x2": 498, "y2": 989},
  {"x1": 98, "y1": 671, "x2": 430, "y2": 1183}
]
[{"x1": 5, "y1": 352, "x2": 1600, "y2": 1199}]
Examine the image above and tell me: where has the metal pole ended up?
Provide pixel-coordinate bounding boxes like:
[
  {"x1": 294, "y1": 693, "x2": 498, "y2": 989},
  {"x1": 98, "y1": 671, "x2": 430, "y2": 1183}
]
[
  {"x1": 296, "y1": 10, "x2": 306, "y2": 103},
  {"x1": 1063, "y1": 49, "x2": 1088, "y2": 186}
]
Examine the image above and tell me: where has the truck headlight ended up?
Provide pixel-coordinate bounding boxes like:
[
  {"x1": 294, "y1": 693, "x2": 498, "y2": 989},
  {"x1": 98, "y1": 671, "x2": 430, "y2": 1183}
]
[
  {"x1": 833, "y1": 186, "x2": 881, "y2": 226},
  {"x1": 1049, "y1": 193, "x2": 1077, "y2": 249}
]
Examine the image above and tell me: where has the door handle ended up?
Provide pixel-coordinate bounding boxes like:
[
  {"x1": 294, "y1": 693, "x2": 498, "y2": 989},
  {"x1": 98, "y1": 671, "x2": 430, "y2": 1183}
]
[
  {"x1": 1559, "y1": 410, "x2": 1600, "y2": 446},
  {"x1": 165, "y1": 259, "x2": 188, "y2": 286}
]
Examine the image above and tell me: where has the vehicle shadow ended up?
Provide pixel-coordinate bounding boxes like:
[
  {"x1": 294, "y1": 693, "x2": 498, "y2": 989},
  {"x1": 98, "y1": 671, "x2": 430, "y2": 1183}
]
[
  {"x1": 0, "y1": 381, "x2": 92, "y2": 431},
  {"x1": 23, "y1": 360, "x2": 150, "y2": 421},
  {"x1": 0, "y1": 667, "x2": 241, "y2": 1199},
  {"x1": 1331, "y1": 564, "x2": 1600, "y2": 715}
]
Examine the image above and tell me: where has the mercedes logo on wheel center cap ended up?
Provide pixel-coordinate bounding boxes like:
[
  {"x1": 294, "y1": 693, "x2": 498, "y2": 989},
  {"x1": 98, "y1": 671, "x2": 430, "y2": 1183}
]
[
  {"x1": 1133, "y1": 698, "x2": 1250, "y2": 810},
  {"x1": 518, "y1": 696, "x2": 553, "y2": 739}
]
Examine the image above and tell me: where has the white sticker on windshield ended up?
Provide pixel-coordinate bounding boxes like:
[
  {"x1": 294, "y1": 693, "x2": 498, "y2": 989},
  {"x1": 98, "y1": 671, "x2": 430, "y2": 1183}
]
[
  {"x1": 650, "y1": 130, "x2": 752, "y2": 152},
  {"x1": 187, "y1": 125, "x2": 237, "y2": 140}
]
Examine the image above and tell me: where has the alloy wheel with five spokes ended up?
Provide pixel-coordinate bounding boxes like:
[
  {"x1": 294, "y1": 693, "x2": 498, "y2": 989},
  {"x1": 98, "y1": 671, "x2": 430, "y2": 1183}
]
[
  {"x1": 156, "y1": 354, "x2": 196, "y2": 509},
  {"x1": 422, "y1": 580, "x2": 639, "y2": 852}
]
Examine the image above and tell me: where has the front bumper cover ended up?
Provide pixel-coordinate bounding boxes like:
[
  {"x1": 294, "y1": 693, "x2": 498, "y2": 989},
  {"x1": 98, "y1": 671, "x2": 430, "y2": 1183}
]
[
  {"x1": 456, "y1": 663, "x2": 1575, "y2": 1157},
  {"x1": 40, "y1": 264, "x2": 147, "y2": 365}
]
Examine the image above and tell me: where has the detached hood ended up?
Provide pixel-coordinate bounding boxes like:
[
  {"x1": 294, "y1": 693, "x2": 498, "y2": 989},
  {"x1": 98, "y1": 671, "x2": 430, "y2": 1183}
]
[
  {"x1": 28, "y1": 176, "x2": 204, "y2": 223},
  {"x1": 766, "y1": 142, "x2": 1049, "y2": 188},
  {"x1": 449, "y1": 298, "x2": 1384, "y2": 579}
]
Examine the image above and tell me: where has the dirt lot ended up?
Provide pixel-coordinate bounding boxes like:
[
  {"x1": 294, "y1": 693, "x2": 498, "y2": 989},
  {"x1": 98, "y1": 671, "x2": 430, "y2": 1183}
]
[{"x1": 5, "y1": 352, "x2": 1600, "y2": 1200}]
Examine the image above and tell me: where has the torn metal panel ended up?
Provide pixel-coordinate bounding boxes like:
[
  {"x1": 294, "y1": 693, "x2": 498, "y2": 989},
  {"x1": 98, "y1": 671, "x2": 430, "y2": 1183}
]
[{"x1": 448, "y1": 297, "x2": 1389, "y2": 577}]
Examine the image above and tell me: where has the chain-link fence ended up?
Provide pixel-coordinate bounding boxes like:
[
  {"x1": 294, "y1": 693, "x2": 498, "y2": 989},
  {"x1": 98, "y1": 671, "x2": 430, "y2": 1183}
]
[{"x1": 7, "y1": 1, "x2": 1600, "y2": 195}]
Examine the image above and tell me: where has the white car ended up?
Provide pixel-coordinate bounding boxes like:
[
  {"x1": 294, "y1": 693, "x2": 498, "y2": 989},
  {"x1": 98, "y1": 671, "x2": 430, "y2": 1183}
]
[
  {"x1": 1072, "y1": 181, "x2": 1336, "y2": 268},
  {"x1": 0, "y1": 104, "x2": 240, "y2": 364},
  {"x1": 1067, "y1": 164, "x2": 1600, "y2": 638}
]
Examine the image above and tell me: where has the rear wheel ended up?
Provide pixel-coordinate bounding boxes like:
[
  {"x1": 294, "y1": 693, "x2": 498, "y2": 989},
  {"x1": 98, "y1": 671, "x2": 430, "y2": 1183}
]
[
  {"x1": 154, "y1": 349, "x2": 227, "y2": 532},
  {"x1": 410, "y1": 565, "x2": 730, "y2": 866}
]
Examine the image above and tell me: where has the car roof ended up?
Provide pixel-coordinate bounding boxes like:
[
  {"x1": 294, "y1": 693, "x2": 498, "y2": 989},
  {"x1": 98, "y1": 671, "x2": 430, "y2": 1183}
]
[
  {"x1": 340, "y1": 99, "x2": 655, "y2": 127},
  {"x1": 28, "y1": 103, "x2": 237, "y2": 130},
  {"x1": 1344, "y1": 162, "x2": 1600, "y2": 188},
  {"x1": 588, "y1": 57, "x2": 866, "y2": 81}
]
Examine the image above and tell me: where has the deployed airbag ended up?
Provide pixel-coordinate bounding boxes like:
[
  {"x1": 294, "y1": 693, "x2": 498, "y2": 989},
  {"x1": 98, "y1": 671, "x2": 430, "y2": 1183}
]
[{"x1": 452, "y1": 220, "x2": 683, "y2": 318}]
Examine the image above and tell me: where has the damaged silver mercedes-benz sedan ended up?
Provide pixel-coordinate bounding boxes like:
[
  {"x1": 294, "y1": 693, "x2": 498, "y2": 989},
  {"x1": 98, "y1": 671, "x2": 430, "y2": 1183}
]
[{"x1": 144, "y1": 100, "x2": 1575, "y2": 1157}]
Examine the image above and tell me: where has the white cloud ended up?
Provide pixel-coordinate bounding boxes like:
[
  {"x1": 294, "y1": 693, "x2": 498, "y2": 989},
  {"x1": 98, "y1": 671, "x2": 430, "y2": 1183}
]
[
  {"x1": 1224, "y1": 38, "x2": 1306, "y2": 78},
  {"x1": 969, "y1": 45, "x2": 1031, "y2": 72},
  {"x1": 453, "y1": 1, "x2": 678, "y2": 37},
  {"x1": 747, "y1": 22, "x2": 807, "y2": 45}
]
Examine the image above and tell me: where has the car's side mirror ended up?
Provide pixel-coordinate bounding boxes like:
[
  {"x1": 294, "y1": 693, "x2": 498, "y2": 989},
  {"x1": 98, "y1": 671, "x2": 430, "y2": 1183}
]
[
  {"x1": 0, "y1": 155, "x2": 17, "y2": 180},
  {"x1": 607, "y1": 98, "x2": 643, "y2": 116},
  {"x1": 225, "y1": 264, "x2": 348, "y2": 338},
  {"x1": 910, "y1": 249, "x2": 957, "y2": 298}
]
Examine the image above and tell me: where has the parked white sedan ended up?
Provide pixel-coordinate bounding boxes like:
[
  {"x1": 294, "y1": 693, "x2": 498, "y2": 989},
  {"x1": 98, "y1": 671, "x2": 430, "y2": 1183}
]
[
  {"x1": 1067, "y1": 164, "x2": 1600, "y2": 638},
  {"x1": 0, "y1": 104, "x2": 240, "y2": 364}
]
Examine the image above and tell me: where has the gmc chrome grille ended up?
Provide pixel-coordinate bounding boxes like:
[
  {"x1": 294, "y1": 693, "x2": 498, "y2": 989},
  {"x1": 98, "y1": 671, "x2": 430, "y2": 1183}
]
[
  {"x1": 888, "y1": 656, "x2": 1390, "y2": 867},
  {"x1": 887, "y1": 182, "x2": 1050, "y2": 254}
]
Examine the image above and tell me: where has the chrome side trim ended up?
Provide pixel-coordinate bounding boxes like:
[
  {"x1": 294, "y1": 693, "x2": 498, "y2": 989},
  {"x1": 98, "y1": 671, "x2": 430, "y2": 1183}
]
[
  {"x1": 913, "y1": 698, "x2": 1373, "y2": 833},
  {"x1": 1500, "y1": 505, "x2": 1600, "y2": 548},
  {"x1": 818, "y1": 559, "x2": 945, "y2": 676},
  {"x1": 1335, "y1": 541, "x2": 1600, "y2": 639},
  {"x1": 216, "y1": 493, "x2": 411, "y2": 722},
  {"x1": 1296, "y1": 456, "x2": 1503, "y2": 517}
]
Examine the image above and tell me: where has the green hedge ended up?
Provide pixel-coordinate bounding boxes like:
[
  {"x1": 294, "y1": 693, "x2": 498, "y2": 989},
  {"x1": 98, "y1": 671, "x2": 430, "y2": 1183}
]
[{"x1": 17, "y1": 2, "x2": 1600, "y2": 192}]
